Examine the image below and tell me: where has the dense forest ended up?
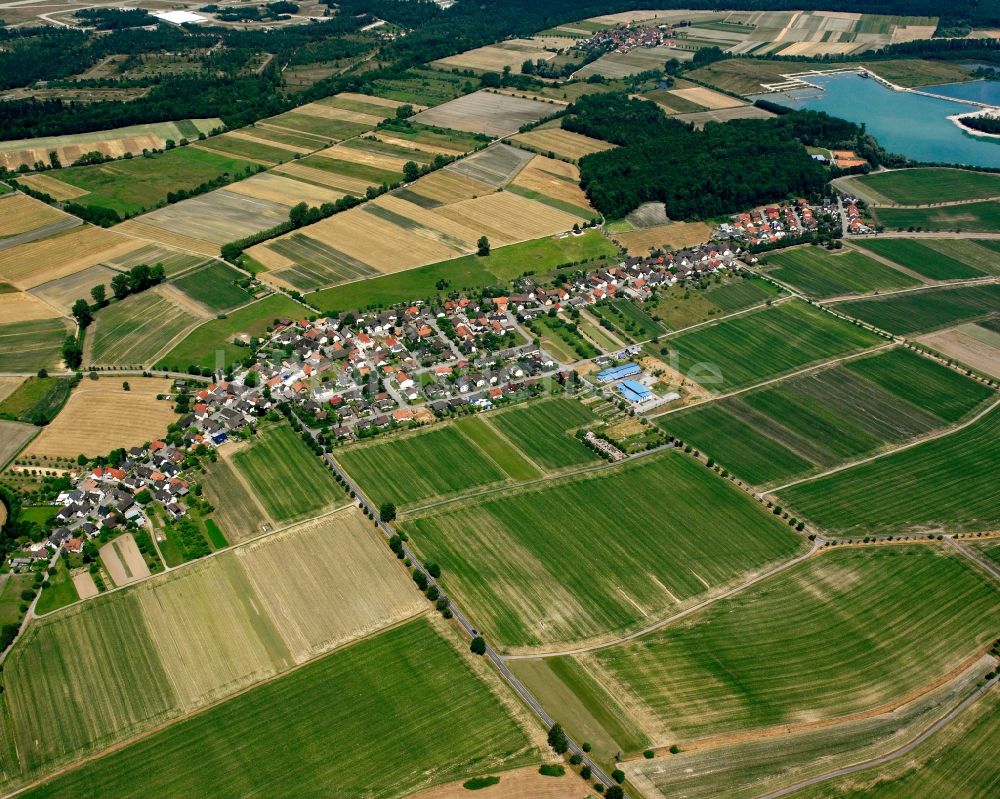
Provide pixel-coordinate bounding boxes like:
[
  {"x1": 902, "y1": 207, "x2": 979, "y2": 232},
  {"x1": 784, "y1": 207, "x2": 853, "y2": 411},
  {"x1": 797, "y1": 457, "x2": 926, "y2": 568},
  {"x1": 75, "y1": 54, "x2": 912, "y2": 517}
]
[{"x1": 565, "y1": 93, "x2": 831, "y2": 220}]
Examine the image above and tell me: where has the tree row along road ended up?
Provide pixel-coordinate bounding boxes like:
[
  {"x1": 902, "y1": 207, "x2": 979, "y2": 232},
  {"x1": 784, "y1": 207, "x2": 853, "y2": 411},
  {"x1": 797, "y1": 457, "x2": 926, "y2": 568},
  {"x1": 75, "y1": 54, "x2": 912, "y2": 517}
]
[{"x1": 325, "y1": 452, "x2": 625, "y2": 796}]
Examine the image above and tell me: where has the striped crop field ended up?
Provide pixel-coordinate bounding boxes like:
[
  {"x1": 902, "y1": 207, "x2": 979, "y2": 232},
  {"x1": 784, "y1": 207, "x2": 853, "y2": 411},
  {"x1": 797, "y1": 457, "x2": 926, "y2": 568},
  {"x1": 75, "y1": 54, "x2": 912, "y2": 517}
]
[
  {"x1": 573, "y1": 546, "x2": 1000, "y2": 743},
  {"x1": 401, "y1": 452, "x2": 803, "y2": 650},
  {"x1": 835, "y1": 283, "x2": 1000, "y2": 335},
  {"x1": 762, "y1": 246, "x2": 918, "y2": 299},
  {"x1": 89, "y1": 289, "x2": 200, "y2": 367},
  {"x1": 659, "y1": 348, "x2": 994, "y2": 486},
  {"x1": 0, "y1": 509, "x2": 422, "y2": 790},
  {"x1": 233, "y1": 422, "x2": 348, "y2": 522},
  {"x1": 664, "y1": 300, "x2": 883, "y2": 391},
  {"x1": 12, "y1": 618, "x2": 537, "y2": 799},
  {"x1": 856, "y1": 168, "x2": 1000, "y2": 205},
  {"x1": 488, "y1": 396, "x2": 601, "y2": 471},
  {"x1": 854, "y1": 238, "x2": 1000, "y2": 281},
  {"x1": 778, "y1": 405, "x2": 1000, "y2": 536}
]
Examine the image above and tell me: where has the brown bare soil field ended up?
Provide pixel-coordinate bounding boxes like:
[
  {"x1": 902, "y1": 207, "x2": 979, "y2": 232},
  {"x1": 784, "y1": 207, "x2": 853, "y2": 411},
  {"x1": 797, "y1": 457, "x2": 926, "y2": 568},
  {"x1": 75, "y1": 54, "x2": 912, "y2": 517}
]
[
  {"x1": 613, "y1": 221, "x2": 714, "y2": 255},
  {"x1": 113, "y1": 220, "x2": 220, "y2": 257},
  {"x1": 293, "y1": 102, "x2": 383, "y2": 127},
  {"x1": 0, "y1": 420, "x2": 35, "y2": 466},
  {"x1": 100, "y1": 533, "x2": 152, "y2": 587},
  {"x1": 668, "y1": 86, "x2": 745, "y2": 110},
  {"x1": 24, "y1": 376, "x2": 178, "y2": 458},
  {"x1": 510, "y1": 128, "x2": 616, "y2": 161},
  {"x1": 29, "y1": 265, "x2": 119, "y2": 315},
  {"x1": 406, "y1": 765, "x2": 585, "y2": 799},
  {"x1": 412, "y1": 91, "x2": 554, "y2": 137},
  {"x1": 235, "y1": 509, "x2": 424, "y2": 663},
  {"x1": 510, "y1": 155, "x2": 592, "y2": 209},
  {"x1": 0, "y1": 194, "x2": 71, "y2": 238},
  {"x1": 0, "y1": 226, "x2": 145, "y2": 290},
  {"x1": 71, "y1": 570, "x2": 99, "y2": 600},
  {"x1": 225, "y1": 172, "x2": 346, "y2": 207},
  {"x1": 0, "y1": 291, "x2": 64, "y2": 322},
  {"x1": 17, "y1": 173, "x2": 89, "y2": 201},
  {"x1": 0, "y1": 376, "x2": 25, "y2": 403},
  {"x1": 919, "y1": 325, "x2": 1000, "y2": 379},
  {"x1": 395, "y1": 170, "x2": 493, "y2": 205}
]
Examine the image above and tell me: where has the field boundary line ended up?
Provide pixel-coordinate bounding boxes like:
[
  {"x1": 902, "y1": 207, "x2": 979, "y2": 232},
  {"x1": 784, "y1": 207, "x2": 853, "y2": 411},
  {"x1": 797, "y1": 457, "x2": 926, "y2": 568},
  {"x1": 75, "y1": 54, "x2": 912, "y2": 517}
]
[
  {"x1": 764, "y1": 397, "x2": 1000, "y2": 495},
  {"x1": 469, "y1": 415, "x2": 547, "y2": 476},
  {"x1": 1, "y1": 609, "x2": 432, "y2": 799},
  {"x1": 502, "y1": 539, "x2": 821, "y2": 661},
  {"x1": 818, "y1": 274, "x2": 1000, "y2": 305},
  {"x1": 654, "y1": 293, "x2": 795, "y2": 342},
  {"x1": 840, "y1": 239, "x2": 934, "y2": 286},
  {"x1": 754, "y1": 675, "x2": 999, "y2": 799},
  {"x1": 946, "y1": 536, "x2": 1000, "y2": 585}
]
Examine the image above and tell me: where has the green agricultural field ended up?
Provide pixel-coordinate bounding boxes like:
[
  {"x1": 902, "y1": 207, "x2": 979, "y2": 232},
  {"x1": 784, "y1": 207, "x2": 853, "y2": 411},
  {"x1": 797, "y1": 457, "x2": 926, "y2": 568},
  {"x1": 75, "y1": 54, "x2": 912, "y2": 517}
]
[
  {"x1": 471, "y1": 231, "x2": 618, "y2": 281},
  {"x1": 261, "y1": 233, "x2": 380, "y2": 292},
  {"x1": 371, "y1": 67, "x2": 474, "y2": 107},
  {"x1": 642, "y1": 274, "x2": 782, "y2": 333},
  {"x1": 780, "y1": 407, "x2": 1000, "y2": 536},
  {"x1": 583, "y1": 546, "x2": 1000, "y2": 741},
  {"x1": 664, "y1": 300, "x2": 882, "y2": 391},
  {"x1": 402, "y1": 452, "x2": 803, "y2": 649},
  {"x1": 857, "y1": 168, "x2": 1000, "y2": 205},
  {"x1": 452, "y1": 416, "x2": 541, "y2": 482},
  {"x1": 298, "y1": 154, "x2": 402, "y2": 187},
  {"x1": 876, "y1": 201, "x2": 1000, "y2": 232},
  {"x1": 782, "y1": 673, "x2": 1000, "y2": 799},
  {"x1": 337, "y1": 424, "x2": 510, "y2": 509},
  {"x1": 0, "y1": 318, "x2": 69, "y2": 372},
  {"x1": 157, "y1": 294, "x2": 309, "y2": 371},
  {"x1": 835, "y1": 284, "x2": 1000, "y2": 335},
  {"x1": 0, "y1": 376, "x2": 73, "y2": 423},
  {"x1": 200, "y1": 135, "x2": 298, "y2": 164},
  {"x1": 265, "y1": 113, "x2": 370, "y2": 141},
  {"x1": 762, "y1": 246, "x2": 917, "y2": 298},
  {"x1": 172, "y1": 262, "x2": 253, "y2": 312},
  {"x1": 705, "y1": 275, "x2": 783, "y2": 312},
  {"x1": 660, "y1": 348, "x2": 987, "y2": 486},
  {"x1": 233, "y1": 423, "x2": 346, "y2": 522},
  {"x1": 56, "y1": 147, "x2": 257, "y2": 216},
  {"x1": 34, "y1": 560, "x2": 79, "y2": 616},
  {"x1": 12, "y1": 619, "x2": 537, "y2": 799},
  {"x1": 89, "y1": 290, "x2": 198, "y2": 366},
  {"x1": 853, "y1": 238, "x2": 1000, "y2": 281},
  {"x1": 489, "y1": 397, "x2": 600, "y2": 471},
  {"x1": 590, "y1": 299, "x2": 666, "y2": 342}
]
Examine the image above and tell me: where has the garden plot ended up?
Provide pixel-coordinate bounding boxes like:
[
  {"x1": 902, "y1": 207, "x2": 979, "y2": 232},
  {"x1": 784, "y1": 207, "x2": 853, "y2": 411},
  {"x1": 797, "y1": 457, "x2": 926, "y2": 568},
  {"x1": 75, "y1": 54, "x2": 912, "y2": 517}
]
[
  {"x1": 0, "y1": 226, "x2": 145, "y2": 290},
  {"x1": 412, "y1": 91, "x2": 556, "y2": 137},
  {"x1": 0, "y1": 194, "x2": 73, "y2": 239},
  {"x1": 23, "y1": 377, "x2": 178, "y2": 459},
  {"x1": 0, "y1": 291, "x2": 64, "y2": 323},
  {"x1": 88, "y1": 287, "x2": 203, "y2": 367},
  {"x1": 99, "y1": 534, "x2": 151, "y2": 587},
  {"x1": 510, "y1": 127, "x2": 616, "y2": 161},
  {"x1": 444, "y1": 144, "x2": 533, "y2": 187},
  {"x1": 29, "y1": 265, "x2": 119, "y2": 315}
]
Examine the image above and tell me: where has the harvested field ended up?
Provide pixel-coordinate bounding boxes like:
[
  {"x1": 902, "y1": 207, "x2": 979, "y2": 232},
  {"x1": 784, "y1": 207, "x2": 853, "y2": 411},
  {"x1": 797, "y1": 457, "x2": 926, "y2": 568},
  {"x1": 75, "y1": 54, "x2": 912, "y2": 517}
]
[
  {"x1": 919, "y1": 323, "x2": 1000, "y2": 378},
  {"x1": 200, "y1": 445, "x2": 272, "y2": 543},
  {"x1": 292, "y1": 101, "x2": 384, "y2": 127},
  {"x1": 0, "y1": 226, "x2": 144, "y2": 290},
  {"x1": 445, "y1": 144, "x2": 534, "y2": 187},
  {"x1": 111, "y1": 220, "x2": 220, "y2": 258},
  {"x1": 403, "y1": 451, "x2": 802, "y2": 649},
  {"x1": 292, "y1": 152, "x2": 400, "y2": 192},
  {"x1": 392, "y1": 170, "x2": 493, "y2": 208},
  {"x1": 509, "y1": 155, "x2": 592, "y2": 211},
  {"x1": 0, "y1": 292, "x2": 63, "y2": 323},
  {"x1": 668, "y1": 86, "x2": 745, "y2": 109},
  {"x1": 89, "y1": 288, "x2": 202, "y2": 367},
  {"x1": 16, "y1": 174, "x2": 88, "y2": 201},
  {"x1": 579, "y1": 546, "x2": 999, "y2": 743},
  {"x1": 435, "y1": 39, "x2": 559, "y2": 73},
  {"x1": 225, "y1": 171, "x2": 344, "y2": 207},
  {"x1": 257, "y1": 233, "x2": 380, "y2": 292},
  {"x1": 510, "y1": 128, "x2": 615, "y2": 161},
  {"x1": 29, "y1": 265, "x2": 118, "y2": 316},
  {"x1": 235, "y1": 511, "x2": 423, "y2": 663},
  {"x1": 0, "y1": 195, "x2": 71, "y2": 239},
  {"x1": 412, "y1": 91, "x2": 556, "y2": 137},
  {"x1": 408, "y1": 765, "x2": 582, "y2": 799},
  {"x1": 100, "y1": 243, "x2": 207, "y2": 277},
  {"x1": 311, "y1": 142, "x2": 412, "y2": 172},
  {"x1": 0, "y1": 420, "x2": 35, "y2": 467},
  {"x1": 436, "y1": 190, "x2": 585, "y2": 241},
  {"x1": 71, "y1": 572, "x2": 99, "y2": 601},
  {"x1": 0, "y1": 317, "x2": 70, "y2": 372},
  {"x1": 24, "y1": 377, "x2": 177, "y2": 459},
  {"x1": 613, "y1": 221, "x2": 713, "y2": 255},
  {"x1": 99, "y1": 534, "x2": 151, "y2": 587},
  {"x1": 0, "y1": 376, "x2": 24, "y2": 404},
  {"x1": 674, "y1": 104, "x2": 777, "y2": 128}
]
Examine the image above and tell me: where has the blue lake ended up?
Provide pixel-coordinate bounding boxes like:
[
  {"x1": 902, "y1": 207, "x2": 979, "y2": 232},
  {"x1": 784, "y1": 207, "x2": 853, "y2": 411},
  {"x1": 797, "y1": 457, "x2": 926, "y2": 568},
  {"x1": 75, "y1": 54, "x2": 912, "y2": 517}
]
[{"x1": 754, "y1": 72, "x2": 1000, "y2": 168}]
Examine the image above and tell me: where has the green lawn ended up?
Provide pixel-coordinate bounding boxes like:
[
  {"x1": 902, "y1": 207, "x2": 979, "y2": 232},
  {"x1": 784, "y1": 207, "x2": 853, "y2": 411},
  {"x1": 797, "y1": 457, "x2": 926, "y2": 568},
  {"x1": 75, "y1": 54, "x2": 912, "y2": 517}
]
[
  {"x1": 0, "y1": 377, "x2": 73, "y2": 423},
  {"x1": 584, "y1": 546, "x2": 1000, "y2": 741},
  {"x1": 14, "y1": 619, "x2": 537, "y2": 799},
  {"x1": 763, "y1": 246, "x2": 917, "y2": 298},
  {"x1": 34, "y1": 560, "x2": 78, "y2": 616},
  {"x1": 664, "y1": 300, "x2": 882, "y2": 391},
  {"x1": 489, "y1": 397, "x2": 600, "y2": 471},
  {"x1": 157, "y1": 294, "x2": 309, "y2": 371},
  {"x1": 402, "y1": 452, "x2": 803, "y2": 649},
  {"x1": 172, "y1": 262, "x2": 253, "y2": 312},
  {"x1": 853, "y1": 238, "x2": 996, "y2": 281},
  {"x1": 0, "y1": 318, "x2": 69, "y2": 373},
  {"x1": 780, "y1": 406, "x2": 1000, "y2": 536},
  {"x1": 56, "y1": 148, "x2": 257, "y2": 216},
  {"x1": 857, "y1": 168, "x2": 1000, "y2": 205},
  {"x1": 835, "y1": 284, "x2": 1000, "y2": 335},
  {"x1": 876, "y1": 201, "x2": 1000, "y2": 232},
  {"x1": 233, "y1": 423, "x2": 346, "y2": 522},
  {"x1": 338, "y1": 424, "x2": 510, "y2": 509}
]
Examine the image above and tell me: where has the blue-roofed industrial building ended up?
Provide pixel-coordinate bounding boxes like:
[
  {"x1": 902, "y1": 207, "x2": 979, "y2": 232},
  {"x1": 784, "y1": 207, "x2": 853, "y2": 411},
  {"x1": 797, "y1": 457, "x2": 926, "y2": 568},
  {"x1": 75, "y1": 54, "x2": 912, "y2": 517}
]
[
  {"x1": 596, "y1": 362, "x2": 641, "y2": 384},
  {"x1": 617, "y1": 379, "x2": 652, "y2": 404}
]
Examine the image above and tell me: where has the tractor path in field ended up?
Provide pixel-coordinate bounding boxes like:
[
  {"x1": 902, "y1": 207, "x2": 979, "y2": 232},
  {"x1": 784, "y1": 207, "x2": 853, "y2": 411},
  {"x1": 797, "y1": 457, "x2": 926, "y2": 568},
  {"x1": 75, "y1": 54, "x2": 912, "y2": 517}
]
[
  {"x1": 764, "y1": 395, "x2": 1000, "y2": 495},
  {"x1": 947, "y1": 535, "x2": 1000, "y2": 584}
]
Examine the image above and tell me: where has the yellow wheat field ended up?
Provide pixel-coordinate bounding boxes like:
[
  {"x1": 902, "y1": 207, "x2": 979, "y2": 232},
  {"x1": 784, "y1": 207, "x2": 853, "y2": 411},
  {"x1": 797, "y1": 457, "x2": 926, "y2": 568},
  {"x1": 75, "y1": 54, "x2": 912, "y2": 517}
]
[
  {"x1": 397, "y1": 170, "x2": 493, "y2": 205},
  {"x1": 0, "y1": 291, "x2": 64, "y2": 322},
  {"x1": 438, "y1": 190, "x2": 582, "y2": 242},
  {"x1": 24, "y1": 376, "x2": 178, "y2": 458},
  {"x1": 315, "y1": 144, "x2": 410, "y2": 172},
  {"x1": 17, "y1": 173, "x2": 89, "y2": 201},
  {"x1": 510, "y1": 128, "x2": 616, "y2": 161},
  {"x1": 294, "y1": 102, "x2": 383, "y2": 127},
  {"x1": 236, "y1": 510, "x2": 424, "y2": 663},
  {"x1": 226, "y1": 172, "x2": 346, "y2": 207},
  {"x1": 113, "y1": 219, "x2": 220, "y2": 257},
  {"x1": 668, "y1": 87, "x2": 746, "y2": 110},
  {"x1": 0, "y1": 226, "x2": 145, "y2": 290},
  {"x1": 0, "y1": 194, "x2": 72, "y2": 237},
  {"x1": 510, "y1": 155, "x2": 592, "y2": 210},
  {"x1": 613, "y1": 221, "x2": 714, "y2": 255}
]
